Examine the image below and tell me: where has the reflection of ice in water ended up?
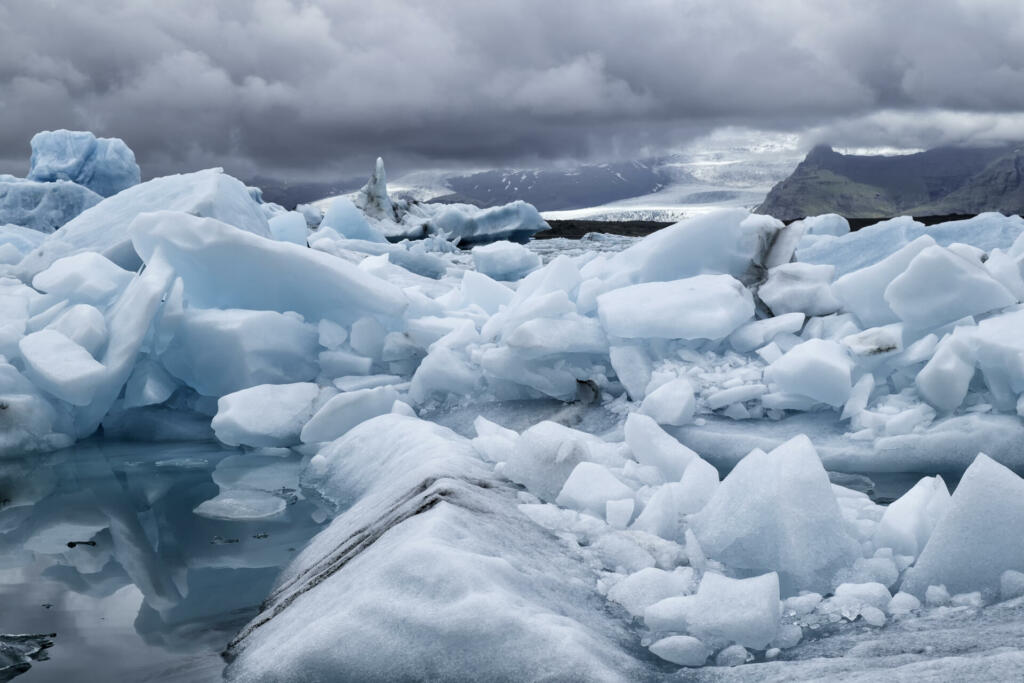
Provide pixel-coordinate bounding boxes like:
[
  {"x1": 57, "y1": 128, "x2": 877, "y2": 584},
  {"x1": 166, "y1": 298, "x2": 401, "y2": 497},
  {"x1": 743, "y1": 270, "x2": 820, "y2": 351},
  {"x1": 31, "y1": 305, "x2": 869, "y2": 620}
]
[{"x1": 0, "y1": 440, "x2": 327, "y2": 681}]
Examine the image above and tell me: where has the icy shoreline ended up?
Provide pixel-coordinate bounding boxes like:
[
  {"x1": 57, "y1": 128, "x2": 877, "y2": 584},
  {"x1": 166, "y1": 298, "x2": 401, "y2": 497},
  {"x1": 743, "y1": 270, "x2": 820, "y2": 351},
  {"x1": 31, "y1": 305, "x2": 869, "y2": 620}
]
[{"x1": 4, "y1": 130, "x2": 1024, "y2": 678}]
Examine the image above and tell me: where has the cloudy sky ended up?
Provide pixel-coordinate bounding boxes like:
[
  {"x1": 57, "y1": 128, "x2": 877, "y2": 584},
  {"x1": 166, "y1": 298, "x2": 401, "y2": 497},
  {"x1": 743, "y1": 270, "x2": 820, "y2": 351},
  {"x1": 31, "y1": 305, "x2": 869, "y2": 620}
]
[{"x1": 2, "y1": 0, "x2": 1024, "y2": 181}]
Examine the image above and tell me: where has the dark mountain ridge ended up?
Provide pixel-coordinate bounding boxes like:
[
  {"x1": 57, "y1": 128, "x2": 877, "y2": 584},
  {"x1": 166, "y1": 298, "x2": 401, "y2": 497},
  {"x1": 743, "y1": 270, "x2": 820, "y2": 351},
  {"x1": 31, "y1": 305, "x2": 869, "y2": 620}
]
[{"x1": 756, "y1": 144, "x2": 1023, "y2": 220}]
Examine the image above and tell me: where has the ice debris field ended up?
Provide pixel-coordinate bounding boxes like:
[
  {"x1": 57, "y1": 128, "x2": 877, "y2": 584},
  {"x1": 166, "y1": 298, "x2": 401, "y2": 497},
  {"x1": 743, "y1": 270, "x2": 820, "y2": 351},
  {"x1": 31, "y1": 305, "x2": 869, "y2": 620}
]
[{"x1": 5, "y1": 131, "x2": 1024, "y2": 680}]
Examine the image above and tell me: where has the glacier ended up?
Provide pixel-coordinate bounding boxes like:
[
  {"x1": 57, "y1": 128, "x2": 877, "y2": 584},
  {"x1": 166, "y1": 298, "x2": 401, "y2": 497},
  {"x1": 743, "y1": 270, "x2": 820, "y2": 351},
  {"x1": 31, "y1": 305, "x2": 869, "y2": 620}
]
[{"x1": 4, "y1": 129, "x2": 1024, "y2": 679}]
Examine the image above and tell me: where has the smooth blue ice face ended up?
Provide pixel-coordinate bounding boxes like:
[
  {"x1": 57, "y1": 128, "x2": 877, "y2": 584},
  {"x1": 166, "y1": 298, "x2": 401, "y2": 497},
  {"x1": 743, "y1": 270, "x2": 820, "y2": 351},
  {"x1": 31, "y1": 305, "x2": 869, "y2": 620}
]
[
  {"x1": 28, "y1": 129, "x2": 141, "y2": 198},
  {"x1": 0, "y1": 175, "x2": 102, "y2": 233}
]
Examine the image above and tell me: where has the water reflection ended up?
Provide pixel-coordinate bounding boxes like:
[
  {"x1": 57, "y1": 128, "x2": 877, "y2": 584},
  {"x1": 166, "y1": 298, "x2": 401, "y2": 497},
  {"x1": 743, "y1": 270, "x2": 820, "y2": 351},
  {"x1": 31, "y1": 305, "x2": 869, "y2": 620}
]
[{"x1": 0, "y1": 440, "x2": 326, "y2": 681}]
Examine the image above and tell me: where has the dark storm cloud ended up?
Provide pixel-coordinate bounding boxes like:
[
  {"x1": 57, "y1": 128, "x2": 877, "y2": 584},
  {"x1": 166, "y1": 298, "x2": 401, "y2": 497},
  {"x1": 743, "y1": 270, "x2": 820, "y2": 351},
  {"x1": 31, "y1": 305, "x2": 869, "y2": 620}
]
[{"x1": 2, "y1": 0, "x2": 1024, "y2": 179}]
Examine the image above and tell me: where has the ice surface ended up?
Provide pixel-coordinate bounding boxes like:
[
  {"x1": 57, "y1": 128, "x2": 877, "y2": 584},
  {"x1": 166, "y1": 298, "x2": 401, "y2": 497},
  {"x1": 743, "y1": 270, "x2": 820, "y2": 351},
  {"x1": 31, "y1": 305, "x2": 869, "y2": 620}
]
[
  {"x1": 227, "y1": 415, "x2": 647, "y2": 681},
  {"x1": 690, "y1": 435, "x2": 859, "y2": 594},
  {"x1": 598, "y1": 275, "x2": 754, "y2": 340},
  {"x1": 0, "y1": 176, "x2": 101, "y2": 233},
  {"x1": 28, "y1": 130, "x2": 140, "y2": 197}
]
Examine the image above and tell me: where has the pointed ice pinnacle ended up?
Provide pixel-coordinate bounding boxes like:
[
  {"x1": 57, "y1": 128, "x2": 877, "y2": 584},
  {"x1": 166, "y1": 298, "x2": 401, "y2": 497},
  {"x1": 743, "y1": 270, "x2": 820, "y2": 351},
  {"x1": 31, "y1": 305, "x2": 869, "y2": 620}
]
[{"x1": 354, "y1": 157, "x2": 395, "y2": 222}]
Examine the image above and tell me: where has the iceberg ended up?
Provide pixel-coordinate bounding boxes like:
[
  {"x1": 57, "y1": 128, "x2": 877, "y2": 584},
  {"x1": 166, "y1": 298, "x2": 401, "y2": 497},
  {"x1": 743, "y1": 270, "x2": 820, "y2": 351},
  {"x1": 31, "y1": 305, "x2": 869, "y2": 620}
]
[
  {"x1": 28, "y1": 129, "x2": 140, "y2": 197},
  {"x1": 0, "y1": 176, "x2": 101, "y2": 233}
]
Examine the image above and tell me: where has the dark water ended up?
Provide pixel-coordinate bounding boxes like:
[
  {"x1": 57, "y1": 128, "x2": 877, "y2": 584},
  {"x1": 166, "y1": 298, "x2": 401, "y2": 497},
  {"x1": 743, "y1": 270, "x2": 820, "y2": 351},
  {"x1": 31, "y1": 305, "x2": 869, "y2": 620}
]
[{"x1": 0, "y1": 440, "x2": 326, "y2": 682}]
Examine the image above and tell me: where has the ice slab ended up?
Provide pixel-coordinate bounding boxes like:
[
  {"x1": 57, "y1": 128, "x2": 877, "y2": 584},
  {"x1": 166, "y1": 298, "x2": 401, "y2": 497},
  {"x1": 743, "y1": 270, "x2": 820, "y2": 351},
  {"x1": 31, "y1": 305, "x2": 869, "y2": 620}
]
[
  {"x1": 28, "y1": 130, "x2": 140, "y2": 197},
  {"x1": 17, "y1": 169, "x2": 270, "y2": 276}
]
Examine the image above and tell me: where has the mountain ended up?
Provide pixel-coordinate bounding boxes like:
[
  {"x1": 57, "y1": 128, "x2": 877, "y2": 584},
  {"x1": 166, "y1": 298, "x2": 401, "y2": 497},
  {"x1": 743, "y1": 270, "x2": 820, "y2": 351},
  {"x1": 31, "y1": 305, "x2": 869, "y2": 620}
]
[
  {"x1": 914, "y1": 147, "x2": 1024, "y2": 215},
  {"x1": 756, "y1": 144, "x2": 1018, "y2": 220}
]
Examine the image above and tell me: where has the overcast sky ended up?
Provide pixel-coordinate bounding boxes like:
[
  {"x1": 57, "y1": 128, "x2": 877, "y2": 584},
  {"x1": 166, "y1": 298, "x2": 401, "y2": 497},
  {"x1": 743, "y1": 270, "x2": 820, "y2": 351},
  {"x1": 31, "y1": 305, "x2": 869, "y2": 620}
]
[{"x1": 2, "y1": 0, "x2": 1024, "y2": 180}]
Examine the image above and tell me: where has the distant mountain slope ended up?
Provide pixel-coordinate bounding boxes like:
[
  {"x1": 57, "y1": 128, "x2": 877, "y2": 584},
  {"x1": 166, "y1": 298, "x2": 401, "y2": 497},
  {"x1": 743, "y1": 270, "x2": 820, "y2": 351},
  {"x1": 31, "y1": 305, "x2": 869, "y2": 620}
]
[
  {"x1": 756, "y1": 144, "x2": 1016, "y2": 220},
  {"x1": 914, "y1": 147, "x2": 1024, "y2": 216}
]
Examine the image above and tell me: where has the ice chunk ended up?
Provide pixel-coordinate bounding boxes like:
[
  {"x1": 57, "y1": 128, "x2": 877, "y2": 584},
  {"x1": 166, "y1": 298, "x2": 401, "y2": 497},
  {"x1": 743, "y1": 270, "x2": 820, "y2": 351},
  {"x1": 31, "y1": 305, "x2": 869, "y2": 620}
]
[
  {"x1": 18, "y1": 329, "x2": 105, "y2": 405},
  {"x1": 193, "y1": 489, "x2": 287, "y2": 521},
  {"x1": 429, "y1": 200, "x2": 547, "y2": 245},
  {"x1": 729, "y1": 313, "x2": 805, "y2": 353},
  {"x1": 45, "y1": 303, "x2": 107, "y2": 357},
  {"x1": 831, "y1": 235, "x2": 935, "y2": 327},
  {"x1": 320, "y1": 197, "x2": 387, "y2": 242},
  {"x1": 471, "y1": 241, "x2": 541, "y2": 281},
  {"x1": 759, "y1": 262, "x2": 840, "y2": 317},
  {"x1": 630, "y1": 483, "x2": 686, "y2": 540},
  {"x1": 299, "y1": 385, "x2": 399, "y2": 444},
  {"x1": 677, "y1": 457, "x2": 719, "y2": 514},
  {"x1": 884, "y1": 246, "x2": 1015, "y2": 330},
  {"x1": 353, "y1": 157, "x2": 395, "y2": 221},
  {"x1": 971, "y1": 309, "x2": 1024, "y2": 404},
  {"x1": 17, "y1": 168, "x2": 270, "y2": 276},
  {"x1": 834, "y1": 582, "x2": 892, "y2": 611},
  {"x1": 31, "y1": 252, "x2": 133, "y2": 307},
  {"x1": 593, "y1": 210, "x2": 782, "y2": 286},
  {"x1": 605, "y1": 499, "x2": 635, "y2": 528},
  {"x1": 887, "y1": 591, "x2": 921, "y2": 615},
  {"x1": 212, "y1": 382, "x2": 321, "y2": 447},
  {"x1": 555, "y1": 462, "x2": 634, "y2": 517},
  {"x1": 0, "y1": 176, "x2": 101, "y2": 233},
  {"x1": 71, "y1": 250, "x2": 177, "y2": 436},
  {"x1": 28, "y1": 129, "x2": 140, "y2": 197},
  {"x1": 502, "y1": 421, "x2": 624, "y2": 502},
  {"x1": 623, "y1": 412, "x2": 697, "y2": 481},
  {"x1": 1000, "y1": 570, "x2": 1024, "y2": 601},
  {"x1": 640, "y1": 378, "x2": 696, "y2": 426},
  {"x1": 608, "y1": 344, "x2": 651, "y2": 400},
  {"x1": 903, "y1": 454, "x2": 1024, "y2": 598},
  {"x1": 130, "y1": 211, "x2": 407, "y2": 325},
  {"x1": 0, "y1": 223, "x2": 46, "y2": 254},
  {"x1": 597, "y1": 274, "x2": 754, "y2": 340},
  {"x1": 646, "y1": 572, "x2": 781, "y2": 649},
  {"x1": 690, "y1": 436, "x2": 860, "y2": 594},
  {"x1": 504, "y1": 315, "x2": 607, "y2": 356},
  {"x1": 317, "y1": 319, "x2": 348, "y2": 350},
  {"x1": 122, "y1": 358, "x2": 177, "y2": 409},
  {"x1": 873, "y1": 475, "x2": 950, "y2": 557},
  {"x1": 160, "y1": 308, "x2": 319, "y2": 396},
  {"x1": 764, "y1": 339, "x2": 853, "y2": 407},
  {"x1": 267, "y1": 211, "x2": 309, "y2": 245},
  {"x1": 803, "y1": 213, "x2": 850, "y2": 237},
  {"x1": 648, "y1": 635, "x2": 709, "y2": 667},
  {"x1": 460, "y1": 270, "x2": 512, "y2": 314}
]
